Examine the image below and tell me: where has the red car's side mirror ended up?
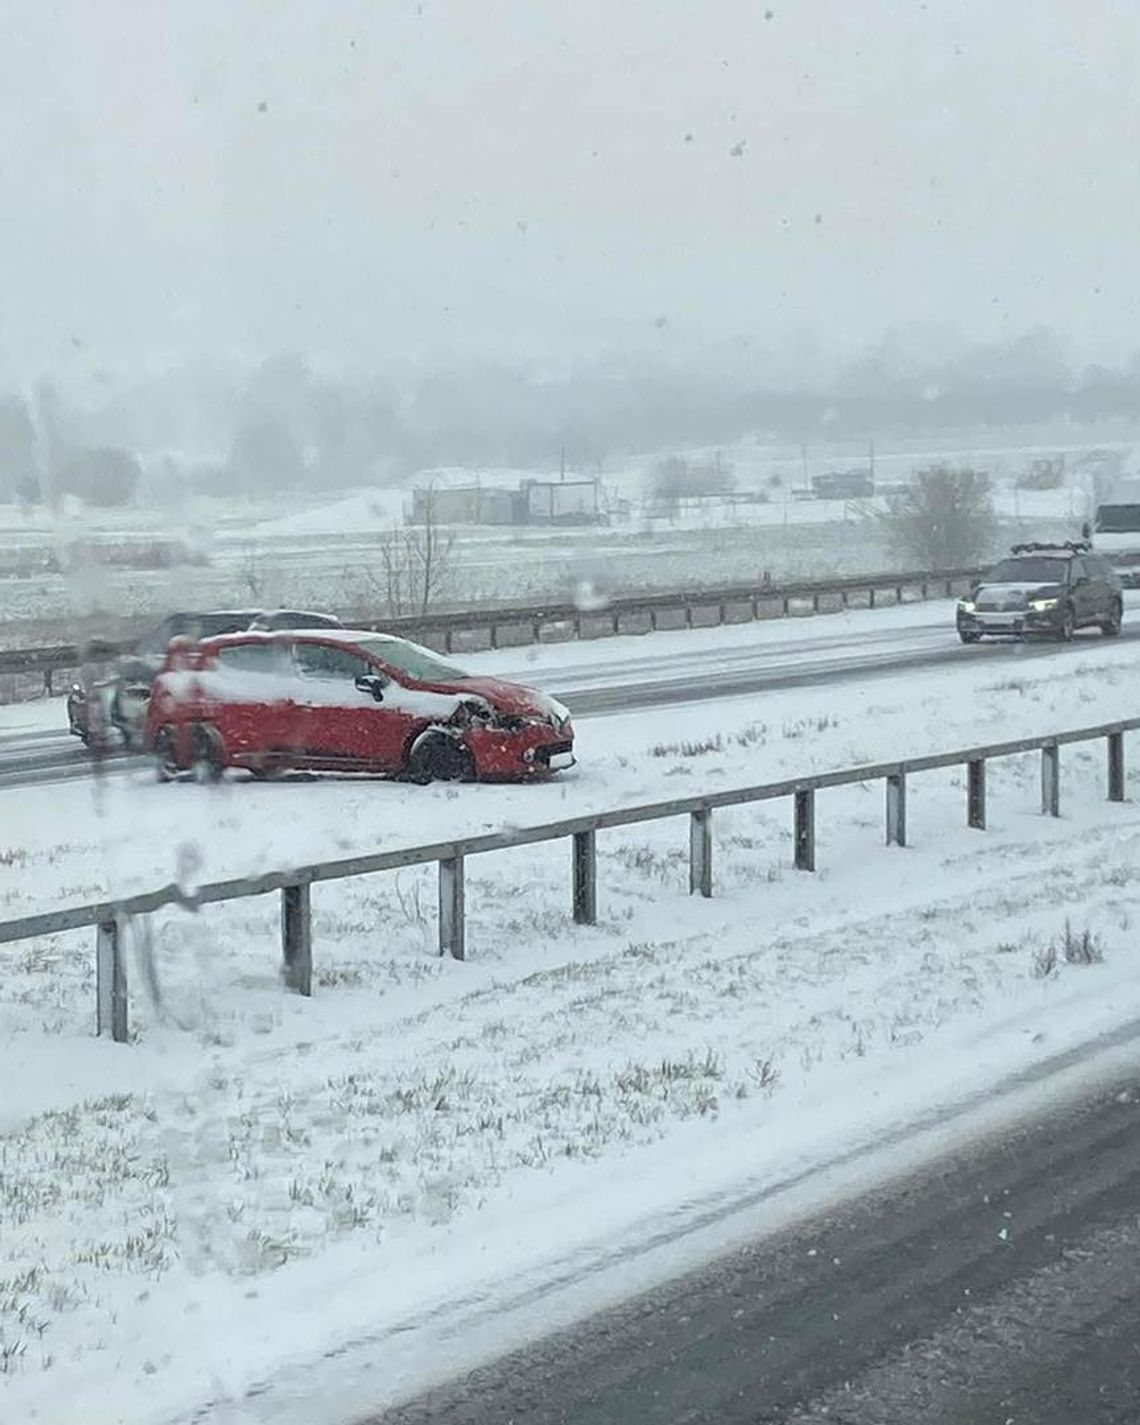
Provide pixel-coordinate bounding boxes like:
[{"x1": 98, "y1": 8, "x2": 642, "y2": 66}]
[{"x1": 354, "y1": 674, "x2": 386, "y2": 703}]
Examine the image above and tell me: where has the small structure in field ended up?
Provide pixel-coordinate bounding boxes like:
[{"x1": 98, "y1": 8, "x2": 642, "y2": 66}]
[
  {"x1": 410, "y1": 475, "x2": 603, "y2": 527},
  {"x1": 521, "y1": 478, "x2": 602, "y2": 526},
  {"x1": 411, "y1": 485, "x2": 516, "y2": 526}
]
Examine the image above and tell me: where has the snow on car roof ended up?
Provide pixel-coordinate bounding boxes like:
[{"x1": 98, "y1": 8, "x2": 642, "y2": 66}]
[{"x1": 197, "y1": 627, "x2": 410, "y2": 648}]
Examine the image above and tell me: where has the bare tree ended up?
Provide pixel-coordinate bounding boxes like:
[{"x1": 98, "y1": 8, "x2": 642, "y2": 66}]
[
  {"x1": 348, "y1": 485, "x2": 456, "y2": 618},
  {"x1": 409, "y1": 482, "x2": 453, "y2": 614},
  {"x1": 885, "y1": 464, "x2": 995, "y2": 570},
  {"x1": 237, "y1": 545, "x2": 267, "y2": 602},
  {"x1": 651, "y1": 454, "x2": 735, "y2": 513},
  {"x1": 376, "y1": 530, "x2": 410, "y2": 615}
]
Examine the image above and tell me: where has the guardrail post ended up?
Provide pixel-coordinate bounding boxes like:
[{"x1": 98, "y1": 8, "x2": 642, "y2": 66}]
[
  {"x1": 281, "y1": 883, "x2": 312, "y2": 995},
  {"x1": 689, "y1": 809, "x2": 712, "y2": 898},
  {"x1": 869, "y1": 588, "x2": 876, "y2": 608},
  {"x1": 572, "y1": 830, "x2": 597, "y2": 925},
  {"x1": 1108, "y1": 732, "x2": 1125, "y2": 803},
  {"x1": 439, "y1": 856, "x2": 465, "y2": 959},
  {"x1": 794, "y1": 789, "x2": 815, "y2": 871},
  {"x1": 96, "y1": 917, "x2": 128, "y2": 1042},
  {"x1": 886, "y1": 772, "x2": 907, "y2": 846},
  {"x1": 1041, "y1": 743, "x2": 1060, "y2": 817},
  {"x1": 967, "y1": 758, "x2": 986, "y2": 830}
]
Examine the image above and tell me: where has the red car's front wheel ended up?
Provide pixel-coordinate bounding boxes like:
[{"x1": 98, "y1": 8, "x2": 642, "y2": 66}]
[{"x1": 405, "y1": 734, "x2": 474, "y2": 785}]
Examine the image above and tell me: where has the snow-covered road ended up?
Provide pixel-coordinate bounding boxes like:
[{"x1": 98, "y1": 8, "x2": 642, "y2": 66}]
[
  {"x1": 4, "y1": 591, "x2": 1140, "y2": 790},
  {"x1": 5, "y1": 602, "x2": 1140, "y2": 1423}
]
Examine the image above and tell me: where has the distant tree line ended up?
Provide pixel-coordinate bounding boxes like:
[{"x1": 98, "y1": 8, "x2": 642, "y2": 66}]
[
  {"x1": 4, "y1": 325, "x2": 1140, "y2": 508},
  {"x1": 0, "y1": 385, "x2": 142, "y2": 507}
]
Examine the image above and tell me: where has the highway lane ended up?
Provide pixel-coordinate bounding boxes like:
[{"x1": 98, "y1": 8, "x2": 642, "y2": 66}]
[
  {"x1": 367, "y1": 1066, "x2": 1140, "y2": 1425},
  {"x1": 2, "y1": 614, "x2": 1138, "y2": 791}
]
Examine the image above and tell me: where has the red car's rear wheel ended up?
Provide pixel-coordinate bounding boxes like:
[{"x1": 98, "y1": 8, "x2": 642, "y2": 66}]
[
  {"x1": 153, "y1": 726, "x2": 181, "y2": 782},
  {"x1": 190, "y1": 724, "x2": 226, "y2": 784}
]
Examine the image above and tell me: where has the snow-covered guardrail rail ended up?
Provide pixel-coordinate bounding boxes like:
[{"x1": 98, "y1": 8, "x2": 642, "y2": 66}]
[
  {"x1": 0, "y1": 567, "x2": 978, "y2": 699},
  {"x1": 0, "y1": 717, "x2": 1134, "y2": 1045}
]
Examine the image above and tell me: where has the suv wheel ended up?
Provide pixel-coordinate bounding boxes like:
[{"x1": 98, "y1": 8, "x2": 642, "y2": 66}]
[
  {"x1": 1057, "y1": 606, "x2": 1075, "y2": 642},
  {"x1": 1100, "y1": 599, "x2": 1123, "y2": 636},
  {"x1": 154, "y1": 727, "x2": 181, "y2": 783},
  {"x1": 190, "y1": 725, "x2": 225, "y2": 784},
  {"x1": 405, "y1": 734, "x2": 474, "y2": 785}
]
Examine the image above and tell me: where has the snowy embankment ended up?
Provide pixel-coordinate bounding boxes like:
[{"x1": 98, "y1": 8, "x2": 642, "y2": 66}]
[{"x1": 4, "y1": 630, "x2": 1140, "y2": 1422}]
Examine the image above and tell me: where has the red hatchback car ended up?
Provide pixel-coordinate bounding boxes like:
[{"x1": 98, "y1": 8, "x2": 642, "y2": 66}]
[{"x1": 144, "y1": 630, "x2": 575, "y2": 784}]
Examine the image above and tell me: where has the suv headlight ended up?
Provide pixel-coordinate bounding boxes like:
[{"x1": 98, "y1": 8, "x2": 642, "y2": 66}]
[
  {"x1": 958, "y1": 599, "x2": 976, "y2": 613},
  {"x1": 1029, "y1": 598, "x2": 1059, "y2": 611}
]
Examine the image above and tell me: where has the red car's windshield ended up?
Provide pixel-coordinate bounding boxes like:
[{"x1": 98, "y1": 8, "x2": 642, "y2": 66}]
[{"x1": 355, "y1": 638, "x2": 471, "y2": 683}]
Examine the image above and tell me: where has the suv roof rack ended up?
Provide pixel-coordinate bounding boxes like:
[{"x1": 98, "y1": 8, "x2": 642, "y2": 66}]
[{"x1": 1009, "y1": 540, "x2": 1091, "y2": 556}]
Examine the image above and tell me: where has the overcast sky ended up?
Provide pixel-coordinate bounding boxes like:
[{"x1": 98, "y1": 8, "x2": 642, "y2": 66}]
[{"x1": 2, "y1": 0, "x2": 1138, "y2": 381}]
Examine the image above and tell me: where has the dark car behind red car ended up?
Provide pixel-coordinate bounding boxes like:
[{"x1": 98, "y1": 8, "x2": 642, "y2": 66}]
[{"x1": 67, "y1": 608, "x2": 344, "y2": 749}]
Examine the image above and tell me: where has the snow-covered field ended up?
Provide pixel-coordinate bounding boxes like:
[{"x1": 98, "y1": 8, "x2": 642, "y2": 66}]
[
  {"x1": 4, "y1": 612, "x2": 1140, "y2": 1422},
  {"x1": 0, "y1": 465, "x2": 1086, "y2": 642},
  {"x1": 0, "y1": 507, "x2": 922, "y2": 637}
]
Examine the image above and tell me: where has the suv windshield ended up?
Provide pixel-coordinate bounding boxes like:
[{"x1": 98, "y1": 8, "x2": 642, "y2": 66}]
[
  {"x1": 1096, "y1": 504, "x2": 1140, "y2": 533},
  {"x1": 356, "y1": 638, "x2": 470, "y2": 683},
  {"x1": 984, "y1": 558, "x2": 1069, "y2": 584}
]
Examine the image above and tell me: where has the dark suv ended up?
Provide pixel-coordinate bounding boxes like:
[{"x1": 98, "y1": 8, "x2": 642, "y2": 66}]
[
  {"x1": 67, "y1": 608, "x2": 343, "y2": 748},
  {"x1": 956, "y1": 542, "x2": 1123, "y2": 644}
]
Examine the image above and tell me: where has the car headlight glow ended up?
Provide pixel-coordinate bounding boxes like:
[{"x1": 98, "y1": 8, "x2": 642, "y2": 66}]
[
  {"x1": 1030, "y1": 598, "x2": 1059, "y2": 611},
  {"x1": 958, "y1": 600, "x2": 976, "y2": 613}
]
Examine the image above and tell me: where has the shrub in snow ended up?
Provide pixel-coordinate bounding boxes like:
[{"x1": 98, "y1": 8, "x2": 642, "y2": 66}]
[
  {"x1": 1061, "y1": 920, "x2": 1104, "y2": 966},
  {"x1": 884, "y1": 463, "x2": 995, "y2": 570}
]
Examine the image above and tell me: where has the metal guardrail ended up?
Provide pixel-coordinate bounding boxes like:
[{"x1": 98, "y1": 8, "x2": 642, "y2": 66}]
[
  {"x1": 0, "y1": 715, "x2": 1132, "y2": 1043},
  {"x1": 0, "y1": 567, "x2": 978, "y2": 695}
]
